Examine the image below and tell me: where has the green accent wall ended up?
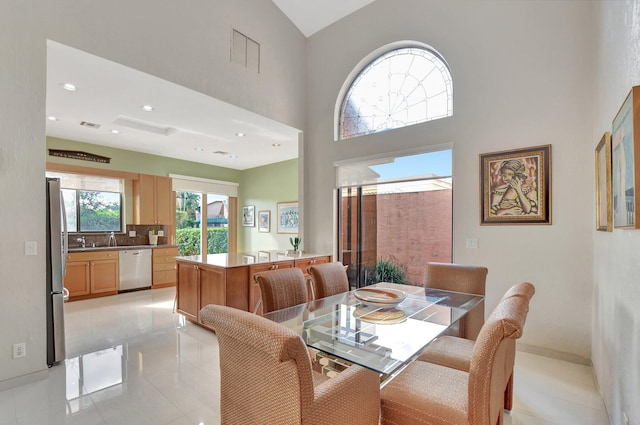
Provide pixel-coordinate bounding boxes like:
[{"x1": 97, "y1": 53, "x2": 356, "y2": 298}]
[
  {"x1": 47, "y1": 136, "x2": 242, "y2": 181},
  {"x1": 47, "y1": 137, "x2": 298, "y2": 251},
  {"x1": 238, "y1": 159, "x2": 298, "y2": 251}
]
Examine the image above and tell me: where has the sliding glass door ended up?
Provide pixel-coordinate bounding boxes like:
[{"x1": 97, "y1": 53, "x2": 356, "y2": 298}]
[{"x1": 337, "y1": 150, "x2": 452, "y2": 288}]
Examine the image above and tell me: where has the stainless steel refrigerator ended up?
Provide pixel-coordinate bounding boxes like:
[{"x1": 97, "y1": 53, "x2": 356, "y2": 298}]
[{"x1": 46, "y1": 177, "x2": 68, "y2": 366}]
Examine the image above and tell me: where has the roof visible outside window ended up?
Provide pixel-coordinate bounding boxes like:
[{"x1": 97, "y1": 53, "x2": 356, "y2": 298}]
[{"x1": 339, "y1": 46, "x2": 453, "y2": 140}]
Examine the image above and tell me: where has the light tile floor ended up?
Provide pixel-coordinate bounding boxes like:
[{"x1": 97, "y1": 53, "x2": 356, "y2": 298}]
[{"x1": 0, "y1": 288, "x2": 610, "y2": 425}]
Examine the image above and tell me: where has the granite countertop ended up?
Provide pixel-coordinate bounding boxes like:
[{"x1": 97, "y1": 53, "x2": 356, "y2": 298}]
[
  {"x1": 68, "y1": 244, "x2": 177, "y2": 253},
  {"x1": 176, "y1": 250, "x2": 329, "y2": 268}
]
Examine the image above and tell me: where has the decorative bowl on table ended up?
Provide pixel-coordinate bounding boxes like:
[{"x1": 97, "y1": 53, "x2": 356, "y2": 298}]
[{"x1": 354, "y1": 287, "x2": 407, "y2": 308}]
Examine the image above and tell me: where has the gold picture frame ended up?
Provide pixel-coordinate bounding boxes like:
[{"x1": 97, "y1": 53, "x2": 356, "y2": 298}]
[
  {"x1": 611, "y1": 85, "x2": 640, "y2": 228},
  {"x1": 480, "y1": 145, "x2": 551, "y2": 225},
  {"x1": 596, "y1": 132, "x2": 613, "y2": 231}
]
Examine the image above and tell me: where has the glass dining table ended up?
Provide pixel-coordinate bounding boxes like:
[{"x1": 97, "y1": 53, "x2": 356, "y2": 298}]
[{"x1": 262, "y1": 282, "x2": 484, "y2": 377}]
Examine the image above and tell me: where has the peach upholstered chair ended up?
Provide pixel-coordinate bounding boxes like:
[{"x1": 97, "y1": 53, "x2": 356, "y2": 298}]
[
  {"x1": 424, "y1": 262, "x2": 489, "y2": 340},
  {"x1": 254, "y1": 267, "x2": 308, "y2": 314},
  {"x1": 199, "y1": 304, "x2": 380, "y2": 425},
  {"x1": 309, "y1": 262, "x2": 350, "y2": 299},
  {"x1": 417, "y1": 282, "x2": 536, "y2": 411},
  {"x1": 380, "y1": 288, "x2": 533, "y2": 425}
]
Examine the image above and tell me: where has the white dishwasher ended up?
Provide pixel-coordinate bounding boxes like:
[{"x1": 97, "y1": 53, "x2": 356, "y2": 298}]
[{"x1": 119, "y1": 249, "x2": 152, "y2": 291}]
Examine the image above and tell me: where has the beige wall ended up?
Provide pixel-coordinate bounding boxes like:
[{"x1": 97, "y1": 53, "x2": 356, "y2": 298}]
[
  {"x1": 1, "y1": 0, "x2": 306, "y2": 385},
  {"x1": 592, "y1": 2, "x2": 640, "y2": 424},
  {"x1": 305, "y1": 0, "x2": 594, "y2": 360}
]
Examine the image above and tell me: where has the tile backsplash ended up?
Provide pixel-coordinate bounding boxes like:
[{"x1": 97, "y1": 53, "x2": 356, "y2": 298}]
[{"x1": 69, "y1": 224, "x2": 169, "y2": 248}]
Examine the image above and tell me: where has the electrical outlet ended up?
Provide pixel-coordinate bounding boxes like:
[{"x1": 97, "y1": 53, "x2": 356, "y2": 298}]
[
  {"x1": 623, "y1": 412, "x2": 629, "y2": 425},
  {"x1": 157, "y1": 230, "x2": 164, "y2": 237},
  {"x1": 13, "y1": 342, "x2": 26, "y2": 359}
]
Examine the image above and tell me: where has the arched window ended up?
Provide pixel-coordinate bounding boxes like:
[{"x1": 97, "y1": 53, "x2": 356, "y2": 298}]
[{"x1": 338, "y1": 45, "x2": 453, "y2": 140}]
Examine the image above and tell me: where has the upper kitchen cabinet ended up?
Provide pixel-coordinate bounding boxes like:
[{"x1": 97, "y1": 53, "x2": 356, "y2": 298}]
[{"x1": 133, "y1": 174, "x2": 174, "y2": 225}]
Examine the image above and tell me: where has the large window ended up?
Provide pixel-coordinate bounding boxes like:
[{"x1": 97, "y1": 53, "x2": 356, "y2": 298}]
[
  {"x1": 339, "y1": 45, "x2": 453, "y2": 140},
  {"x1": 337, "y1": 150, "x2": 452, "y2": 287},
  {"x1": 46, "y1": 172, "x2": 123, "y2": 233}
]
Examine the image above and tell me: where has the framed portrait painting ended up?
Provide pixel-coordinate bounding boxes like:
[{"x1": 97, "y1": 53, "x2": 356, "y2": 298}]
[
  {"x1": 612, "y1": 85, "x2": 640, "y2": 229},
  {"x1": 480, "y1": 145, "x2": 551, "y2": 225},
  {"x1": 277, "y1": 201, "x2": 298, "y2": 234},
  {"x1": 595, "y1": 132, "x2": 613, "y2": 231},
  {"x1": 242, "y1": 205, "x2": 255, "y2": 227},
  {"x1": 258, "y1": 210, "x2": 270, "y2": 233}
]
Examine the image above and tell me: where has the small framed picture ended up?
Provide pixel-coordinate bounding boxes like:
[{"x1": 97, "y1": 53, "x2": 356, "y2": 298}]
[
  {"x1": 480, "y1": 145, "x2": 551, "y2": 225},
  {"x1": 242, "y1": 205, "x2": 255, "y2": 227},
  {"x1": 258, "y1": 210, "x2": 270, "y2": 233},
  {"x1": 277, "y1": 201, "x2": 298, "y2": 234},
  {"x1": 258, "y1": 251, "x2": 270, "y2": 262},
  {"x1": 595, "y1": 132, "x2": 613, "y2": 231},
  {"x1": 242, "y1": 255, "x2": 255, "y2": 264}
]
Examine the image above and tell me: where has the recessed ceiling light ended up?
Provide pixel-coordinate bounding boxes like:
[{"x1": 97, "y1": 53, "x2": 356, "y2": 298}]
[
  {"x1": 110, "y1": 129, "x2": 120, "y2": 134},
  {"x1": 60, "y1": 83, "x2": 77, "y2": 91},
  {"x1": 141, "y1": 105, "x2": 155, "y2": 112},
  {"x1": 272, "y1": 143, "x2": 281, "y2": 147},
  {"x1": 235, "y1": 132, "x2": 245, "y2": 137},
  {"x1": 47, "y1": 116, "x2": 59, "y2": 121},
  {"x1": 229, "y1": 154, "x2": 238, "y2": 159},
  {"x1": 194, "y1": 147, "x2": 204, "y2": 152}
]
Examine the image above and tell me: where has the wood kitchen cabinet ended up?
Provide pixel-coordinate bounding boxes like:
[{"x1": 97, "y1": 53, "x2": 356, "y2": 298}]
[
  {"x1": 65, "y1": 251, "x2": 119, "y2": 301},
  {"x1": 152, "y1": 246, "x2": 178, "y2": 288},
  {"x1": 176, "y1": 261, "x2": 227, "y2": 321},
  {"x1": 176, "y1": 261, "x2": 199, "y2": 321},
  {"x1": 175, "y1": 253, "x2": 331, "y2": 323},
  {"x1": 133, "y1": 174, "x2": 173, "y2": 225}
]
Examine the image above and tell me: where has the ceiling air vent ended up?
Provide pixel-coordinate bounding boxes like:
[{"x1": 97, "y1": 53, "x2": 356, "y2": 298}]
[
  {"x1": 113, "y1": 116, "x2": 176, "y2": 136},
  {"x1": 80, "y1": 121, "x2": 101, "y2": 129},
  {"x1": 213, "y1": 151, "x2": 230, "y2": 155}
]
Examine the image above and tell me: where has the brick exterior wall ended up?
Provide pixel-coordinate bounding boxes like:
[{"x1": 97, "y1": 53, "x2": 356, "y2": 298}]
[{"x1": 340, "y1": 189, "x2": 452, "y2": 285}]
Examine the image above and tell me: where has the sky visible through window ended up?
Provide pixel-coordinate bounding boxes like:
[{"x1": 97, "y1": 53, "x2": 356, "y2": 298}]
[{"x1": 370, "y1": 150, "x2": 452, "y2": 181}]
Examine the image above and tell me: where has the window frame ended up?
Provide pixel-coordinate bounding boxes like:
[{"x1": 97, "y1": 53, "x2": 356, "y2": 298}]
[{"x1": 335, "y1": 41, "x2": 453, "y2": 141}]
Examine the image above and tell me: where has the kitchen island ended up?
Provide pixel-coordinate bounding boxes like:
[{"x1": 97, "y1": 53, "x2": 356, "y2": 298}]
[{"x1": 176, "y1": 251, "x2": 331, "y2": 321}]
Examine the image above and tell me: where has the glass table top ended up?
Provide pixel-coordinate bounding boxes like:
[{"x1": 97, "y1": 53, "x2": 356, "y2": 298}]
[{"x1": 263, "y1": 282, "x2": 484, "y2": 375}]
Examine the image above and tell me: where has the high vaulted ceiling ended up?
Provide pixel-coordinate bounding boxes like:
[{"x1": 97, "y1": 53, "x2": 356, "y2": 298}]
[{"x1": 45, "y1": 1, "x2": 376, "y2": 170}]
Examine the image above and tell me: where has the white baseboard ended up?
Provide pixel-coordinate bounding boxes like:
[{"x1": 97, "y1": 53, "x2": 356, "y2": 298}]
[
  {"x1": 0, "y1": 369, "x2": 49, "y2": 392},
  {"x1": 516, "y1": 342, "x2": 591, "y2": 366}
]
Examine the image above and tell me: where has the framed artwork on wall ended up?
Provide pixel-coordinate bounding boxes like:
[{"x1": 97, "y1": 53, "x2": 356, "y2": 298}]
[
  {"x1": 480, "y1": 144, "x2": 551, "y2": 225},
  {"x1": 258, "y1": 210, "x2": 270, "y2": 233},
  {"x1": 258, "y1": 251, "x2": 270, "y2": 262},
  {"x1": 612, "y1": 85, "x2": 640, "y2": 229},
  {"x1": 242, "y1": 205, "x2": 255, "y2": 227},
  {"x1": 277, "y1": 201, "x2": 298, "y2": 234},
  {"x1": 595, "y1": 132, "x2": 613, "y2": 232}
]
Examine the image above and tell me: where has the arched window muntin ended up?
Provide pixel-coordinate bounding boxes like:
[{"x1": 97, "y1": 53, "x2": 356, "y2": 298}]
[{"x1": 337, "y1": 42, "x2": 453, "y2": 141}]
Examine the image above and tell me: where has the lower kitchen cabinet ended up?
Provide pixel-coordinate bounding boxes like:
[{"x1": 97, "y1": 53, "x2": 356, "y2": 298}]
[
  {"x1": 65, "y1": 251, "x2": 119, "y2": 301},
  {"x1": 152, "y1": 246, "x2": 178, "y2": 288},
  {"x1": 175, "y1": 253, "x2": 331, "y2": 322}
]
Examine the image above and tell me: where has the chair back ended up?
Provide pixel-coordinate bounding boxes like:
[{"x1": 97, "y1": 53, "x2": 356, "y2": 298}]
[
  {"x1": 309, "y1": 262, "x2": 350, "y2": 299},
  {"x1": 467, "y1": 287, "x2": 533, "y2": 425},
  {"x1": 199, "y1": 304, "x2": 314, "y2": 424},
  {"x1": 255, "y1": 267, "x2": 308, "y2": 314},
  {"x1": 424, "y1": 262, "x2": 488, "y2": 339}
]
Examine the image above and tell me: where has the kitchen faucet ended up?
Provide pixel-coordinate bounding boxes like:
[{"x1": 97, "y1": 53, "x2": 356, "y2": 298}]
[{"x1": 76, "y1": 236, "x2": 86, "y2": 248}]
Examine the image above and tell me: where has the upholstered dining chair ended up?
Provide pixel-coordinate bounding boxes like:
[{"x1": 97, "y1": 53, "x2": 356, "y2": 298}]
[
  {"x1": 380, "y1": 288, "x2": 533, "y2": 425},
  {"x1": 199, "y1": 304, "x2": 380, "y2": 425},
  {"x1": 308, "y1": 261, "x2": 350, "y2": 299},
  {"x1": 417, "y1": 282, "x2": 535, "y2": 411},
  {"x1": 424, "y1": 262, "x2": 489, "y2": 340},
  {"x1": 254, "y1": 267, "x2": 309, "y2": 314}
]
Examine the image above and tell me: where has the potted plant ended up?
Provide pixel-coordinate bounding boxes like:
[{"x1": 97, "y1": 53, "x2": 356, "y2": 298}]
[{"x1": 289, "y1": 236, "x2": 301, "y2": 253}]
